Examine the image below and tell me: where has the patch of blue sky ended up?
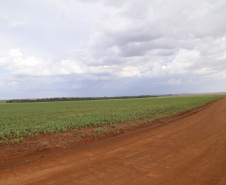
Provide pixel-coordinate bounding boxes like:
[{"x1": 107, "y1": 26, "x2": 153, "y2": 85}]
[{"x1": 0, "y1": 68, "x2": 11, "y2": 75}]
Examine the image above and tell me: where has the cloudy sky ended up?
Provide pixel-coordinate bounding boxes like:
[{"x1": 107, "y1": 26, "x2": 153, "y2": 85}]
[{"x1": 1, "y1": 0, "x2": 226, "y2": 99}]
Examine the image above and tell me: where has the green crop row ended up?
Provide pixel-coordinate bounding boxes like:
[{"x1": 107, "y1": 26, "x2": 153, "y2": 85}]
[{"x1": 0, "y1": 94, "x2": 224, "y2": 141}]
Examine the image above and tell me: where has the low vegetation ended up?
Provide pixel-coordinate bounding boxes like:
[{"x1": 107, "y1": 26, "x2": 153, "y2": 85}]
[
  {"x1": 0, "y1": 100, "x2": 6, "y2": 104},
  {"x1": 0, "y1": 94, "x2": 224, "y2": 145},
  {"x1": 6, "y1": 95, "x2": 157, "y2": 103}
]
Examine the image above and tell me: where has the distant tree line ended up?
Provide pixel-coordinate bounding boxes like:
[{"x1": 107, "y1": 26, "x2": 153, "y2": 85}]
[{"x1": 6, "y1": 95, "x2": 158, "y2": 103}]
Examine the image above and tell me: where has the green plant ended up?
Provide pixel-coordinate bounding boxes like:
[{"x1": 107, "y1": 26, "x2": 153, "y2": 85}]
[{"x1": 0, "y1": 94, "x2": 223, "y2": 142}]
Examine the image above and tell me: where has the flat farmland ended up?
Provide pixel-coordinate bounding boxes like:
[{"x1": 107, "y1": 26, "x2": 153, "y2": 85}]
[
  {"x1": 0, "y1": 95, "x2": 226, "y2": 185},
  {"x1": 0, "y1": 95, "x2": 223, "y2": 143}
]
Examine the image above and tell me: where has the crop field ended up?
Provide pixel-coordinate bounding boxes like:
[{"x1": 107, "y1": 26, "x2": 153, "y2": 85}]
[
  {"x1": 0, "y1": 100, "x2": 6, "y2": 104},
  {"x1": 0, "y1": 94, "x2": 224, "y2": 144}
]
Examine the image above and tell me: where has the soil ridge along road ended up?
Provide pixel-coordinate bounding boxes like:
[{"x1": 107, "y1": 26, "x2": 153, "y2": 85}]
[{"x1": 1, "y1": 97, "x2": 226, "y2": 185}]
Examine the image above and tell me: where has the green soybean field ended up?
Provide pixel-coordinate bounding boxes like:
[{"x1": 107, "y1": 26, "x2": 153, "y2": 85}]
[{"x1": 0, "y1": 94, "x2": 224, "y2": 143}]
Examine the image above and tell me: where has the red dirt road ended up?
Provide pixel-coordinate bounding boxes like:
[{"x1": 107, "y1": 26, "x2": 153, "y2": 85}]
[{"x1": 1, "y1": 98, "x2": 226, "y2": 185}]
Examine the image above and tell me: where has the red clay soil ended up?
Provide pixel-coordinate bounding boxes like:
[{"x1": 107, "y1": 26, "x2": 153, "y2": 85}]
[{"x1": 1, "y1": 97, "x2": 226, "y2": 185}]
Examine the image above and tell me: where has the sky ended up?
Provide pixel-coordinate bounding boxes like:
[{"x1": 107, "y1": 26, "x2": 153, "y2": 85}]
[{"x1": 1, "y1": 0, "x2": 226, "y2": 99}]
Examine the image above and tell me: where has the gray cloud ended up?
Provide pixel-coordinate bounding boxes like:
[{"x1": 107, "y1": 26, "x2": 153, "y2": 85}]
[{"x1": 1, "y1": 0, "x2": 226, "y2": 99}]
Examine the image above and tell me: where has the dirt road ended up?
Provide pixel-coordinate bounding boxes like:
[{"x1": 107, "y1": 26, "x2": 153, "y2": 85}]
[{"x1": 1, "y1": 98, "x2": 226, "y2": 185}]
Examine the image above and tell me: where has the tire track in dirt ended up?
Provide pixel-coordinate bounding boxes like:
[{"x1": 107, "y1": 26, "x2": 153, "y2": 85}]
[{"x1": 0, "y1": 97, "x2": 226, "y2": 185}]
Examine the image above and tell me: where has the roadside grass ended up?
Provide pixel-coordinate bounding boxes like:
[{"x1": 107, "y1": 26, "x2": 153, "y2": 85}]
[{"x1": 0, "y1": 94, "x2": 224, "y2": 145}]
